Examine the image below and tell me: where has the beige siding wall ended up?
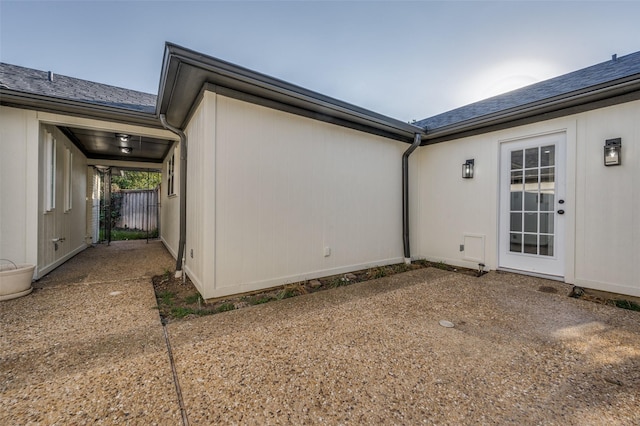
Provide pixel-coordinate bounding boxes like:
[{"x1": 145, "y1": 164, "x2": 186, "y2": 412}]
[
  {"x1": 574, "y1": 101, "x2": 640, "y2": 296},
  {"x1": 160, "y1": 143, "x2": 180, "y2": 260},
  {"x1": 0, "y1": 106, "x2": 39, "y2": 271},
  {"x1": 411, "y1": 131, "x2": 499, "y2": 269},
  {"x1": 37, "y1": 124, "x2": 88, "y2": 277},
  {"x1": 413, "y1": 99, "x2": 640, "y2": 297},
  {"x1": 1, "y1": 106, "x2": 176, "y2": 278},
  {"x1": 182, "y1": 92, "x2": 216, "y2": 296},
  {"x1": 184, "y1": 92, "x2": 407, "y2": 299}
]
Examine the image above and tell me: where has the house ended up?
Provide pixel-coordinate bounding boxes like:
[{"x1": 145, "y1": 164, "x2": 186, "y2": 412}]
[
  {"x1": 1, "y1": 44, "x2": 638, "y2": 299},
  {"x1": 412, "y1": 51, "x2": 640, "y2": 298}
]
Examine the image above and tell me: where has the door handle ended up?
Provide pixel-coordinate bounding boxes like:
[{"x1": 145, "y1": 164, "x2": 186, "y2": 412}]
[{"x1": 557, "y1": 209, "x2": 565, "y2": 215}]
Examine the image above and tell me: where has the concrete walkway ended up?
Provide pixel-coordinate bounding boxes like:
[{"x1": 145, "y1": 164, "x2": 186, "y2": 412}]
[
  {"x1": 2, "y1": 241, "x2": 639, "y2": 425},
  {"x1": 0, "y1": 241, "x2": 181, "y2": 424}
]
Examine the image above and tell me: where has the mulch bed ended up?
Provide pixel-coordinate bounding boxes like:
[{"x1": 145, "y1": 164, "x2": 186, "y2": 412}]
[{"x1": 152, "y1": 260, "x2": 481, "y2": 323}]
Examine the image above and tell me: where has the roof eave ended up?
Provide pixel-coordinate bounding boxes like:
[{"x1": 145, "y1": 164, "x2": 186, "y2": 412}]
[
  {"x1": 422, "y1": 75, "x2": 640, "y2": 144},
  {"x1": 157, "y1": 42, "x2": 425, "y2": 143},
  {"x1": 0, "y1": 89, "x2": 162, "y2": 128}
]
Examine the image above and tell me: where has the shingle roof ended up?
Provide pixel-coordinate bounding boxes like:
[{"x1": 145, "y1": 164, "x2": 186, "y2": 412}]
[
  {"x1": 415, "y1": 51, "x2": 640, "y2": 133},
  {"x1": 0, "y1": 63, "x2": 156, "y2": 113}
]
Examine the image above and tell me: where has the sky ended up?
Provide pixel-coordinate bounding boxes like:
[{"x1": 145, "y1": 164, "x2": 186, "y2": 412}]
[{"x1": 1, "y1": 1, "x2": 639, "y2": 122}]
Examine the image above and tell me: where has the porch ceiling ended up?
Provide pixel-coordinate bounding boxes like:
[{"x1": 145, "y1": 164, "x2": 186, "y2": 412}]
[{"x1": 59, "y1": 126, "x2": 174, "y2": 164}]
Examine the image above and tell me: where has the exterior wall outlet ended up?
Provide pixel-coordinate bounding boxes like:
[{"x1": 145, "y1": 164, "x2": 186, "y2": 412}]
[
  {"x1": 324, "y1": 247, "x2": 331, "y2": 257},
  {"x1": 190, "y1": 249, "x2": 194, "y2": 258},
  {"x1": 460, "y1": 244, "x2": 464, "y2": 252}
]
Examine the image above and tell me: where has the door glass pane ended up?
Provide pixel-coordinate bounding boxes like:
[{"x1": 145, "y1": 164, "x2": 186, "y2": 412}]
[
  {"x1": 525, "y1": 169, "x2": 538, "y2": 184},
  {"x1": 510, "y1": 213, "x2": 522, "y2": 232},
  {"x1": 523, "y1": 234, "x2": 537, "y2": 254},
  {"x1": 525, "y1": 148, "x2": 539, "y2": 168},
  {"x1": 511, "y1": 191, "x2": 522, "y2": 211},
  {"x1": 511, "y1": 150, "x2": 523, "y2": 170},
  {"x1": 524, "y1": 169, "x2": 539, "y2": 211},
  {"x1": 539, "y1": 235, "x2": 554, "y2": 256},
  {"x1": 540, "y1": 167, "x2": 554, "y2": 183},
  {"x1": 524, "y1": 213, "x2": 537, "y2": 233},
  {"x1": 511, "y1": 170, "x2": 523, "y2": 186},
  {"x1": 539, "y1": 193, "x2": 554, "y2": 211},
  {"x1": 510, "y1": 233, "x2": 522, "y2": 252},
  {"x1": 540, "y1": 213, "x2": 554, "y2": 234},
  {"x1": 541, "y1": 146, "x2": 555, "y2": 167},
  {"x1": 524, "y1": 191, "x2": 538, "y2": 211}
]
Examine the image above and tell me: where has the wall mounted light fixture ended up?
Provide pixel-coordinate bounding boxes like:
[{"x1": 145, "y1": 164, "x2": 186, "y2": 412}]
[
  {"x1": 462, "y1": 159, "x2": 474, "y2": 178},
  {"x1": 120, "y1": 146, "x2": 132, "y2": 154},
  {"x1": 604, "y1": 138, "x2": 621, "y2": 166},
  {"x1": 116, "y1": 133, "x2": 130, "y2": 142}
]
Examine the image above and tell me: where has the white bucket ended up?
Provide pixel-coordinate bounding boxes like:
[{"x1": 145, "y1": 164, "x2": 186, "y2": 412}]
[{"x1": 0, "y1": 262, "x2": 35, "y2": 301}]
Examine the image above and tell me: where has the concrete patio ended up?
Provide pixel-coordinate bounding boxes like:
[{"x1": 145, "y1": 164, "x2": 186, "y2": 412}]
[{"x1": 1, "y1": 240, "x2": 639, "y2": 425}]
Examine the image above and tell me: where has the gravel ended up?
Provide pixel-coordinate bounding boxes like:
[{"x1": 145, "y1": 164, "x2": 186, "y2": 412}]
[
  {"x1": 2, "y1": 240, "x2": 639, "y2": 425},
  {"x1": 168, "y1": 270, "x2": 640, "y2": 425}
]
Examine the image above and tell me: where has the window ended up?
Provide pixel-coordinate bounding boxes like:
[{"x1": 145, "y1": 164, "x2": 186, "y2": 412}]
[
  {"x1": 45, "y1": 132, "x2": 56, "y2": 211},
  {"x1": 167, "y1": 150, "x2": 176, "y2": 196},
  {"x1": 509, "y1": 145, "x2": 555, "y2": 256},
  {"x1": 64, "y1": 146, "x2": 73, "y2": 212}
]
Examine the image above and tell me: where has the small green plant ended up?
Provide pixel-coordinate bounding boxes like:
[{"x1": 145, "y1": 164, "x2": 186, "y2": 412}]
[
  {"x1": 390, "y1": 263, "x2": 411, "y2": 274},
  {"x1": 277, "y1": 283, "x2": 307, "y2": 299},
  {"x1": 612, "y1": 299, "x2": 640, "y2": 312},
  {"x1": 216, "y1": 303, "x2": 236, "y2": 313},
  {"x1": 162, "y1": 268, "x2": 171, "y2": 281},
  {"x1": 433, "y1": 261, "x2": 450, "y2": 271},
  {"x1": 248, "y1": 296, "x2": 273, "y2": 305},
  {"x1": 170, "y1": 306, "x2": 208, "y2": 318},
  {"x1": 184, "y1": 293, "x2": 202, "y2": 305},
  {"x1": 328, "y1": 276, "x2": 351, "y2": 288},
  {"x1": 158, "y1": 291, "x2": 176, "y2": 306},
  {"x1": 369, "y1": 267, "x2": 388, "y2": 279}
]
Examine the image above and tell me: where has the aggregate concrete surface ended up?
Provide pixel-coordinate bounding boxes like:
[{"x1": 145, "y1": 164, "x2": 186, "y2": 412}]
[
  {"x1": 2, "y1": 240, "x2": 639, "y2": 425},
  {"x1": 1, "y1": 241, "x2": 180, "y2": 425}
]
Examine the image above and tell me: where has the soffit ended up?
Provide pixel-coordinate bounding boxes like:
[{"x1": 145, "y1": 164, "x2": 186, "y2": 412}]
[
  {"x1": 157, "y1": 43, "x2": 424, "y2": 143},
  {"x1": 60, "y1": 126, "x2": 174, "y2": 163}
]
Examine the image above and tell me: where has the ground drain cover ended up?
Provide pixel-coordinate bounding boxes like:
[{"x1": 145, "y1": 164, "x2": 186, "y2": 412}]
[{"x1": 439, "y1": 320, "x2": 454, "y2": 328}]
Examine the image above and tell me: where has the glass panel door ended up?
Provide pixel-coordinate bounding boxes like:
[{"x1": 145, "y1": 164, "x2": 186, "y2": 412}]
[{"x1": 499, "y1": 133, "x2": 565, "y2": 278}]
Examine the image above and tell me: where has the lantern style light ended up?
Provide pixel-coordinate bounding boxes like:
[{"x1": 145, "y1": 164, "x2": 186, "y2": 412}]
[
  {"x1": 604, "y1": 138, "x2": 621, "y2": 166},
  {"x1": 462, "y1": 159, "x2": 474, "y2": 178},
  {"x1": 117, "y1": 133, "x2": 130, "y2": 142}
]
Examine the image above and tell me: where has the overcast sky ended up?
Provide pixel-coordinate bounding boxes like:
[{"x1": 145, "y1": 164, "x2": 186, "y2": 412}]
[{"x1": 1, "y1": 1, "x2": 639, "y2": 122}]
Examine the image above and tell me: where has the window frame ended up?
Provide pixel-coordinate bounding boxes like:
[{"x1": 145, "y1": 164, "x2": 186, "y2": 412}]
[
  {"x1": 63, "y1": 146, "x2": 73, "y2": 212},
  {"x1": 45, "y1": 132, "x2": 56, "y2": 212}
]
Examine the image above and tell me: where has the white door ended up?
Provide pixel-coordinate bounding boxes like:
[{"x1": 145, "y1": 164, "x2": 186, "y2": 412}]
[{"x1": 499, "y1": 133, "x2": 566, "y2": 278}]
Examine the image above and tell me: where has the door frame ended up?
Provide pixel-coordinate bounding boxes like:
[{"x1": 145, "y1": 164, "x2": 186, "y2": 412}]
[{"x1": 497, "y1": 131, "x2": 568, "y2": 279}]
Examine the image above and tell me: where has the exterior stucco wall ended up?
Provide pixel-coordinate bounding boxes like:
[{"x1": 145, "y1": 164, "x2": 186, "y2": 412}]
[
  {"x1": 184, "y1": 92, "x2": 407, "y2": 299},
  {"x1": 413, "y1": 99, "x2": 640, "y2": 297},
  {"x1": 0, "y1": 106, "x2": 39, "y2": 271}
]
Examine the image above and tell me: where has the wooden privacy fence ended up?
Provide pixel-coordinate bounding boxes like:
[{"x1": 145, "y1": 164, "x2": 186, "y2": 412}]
[{"x1": 115, "y1": 189, "x2": 158, "y2": 231}]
